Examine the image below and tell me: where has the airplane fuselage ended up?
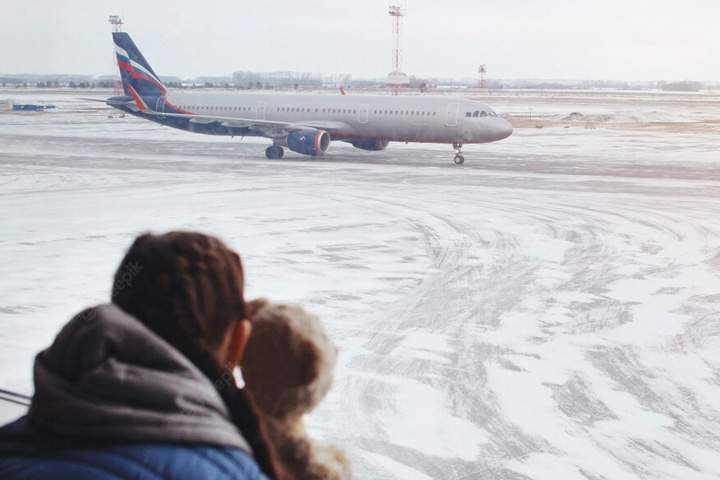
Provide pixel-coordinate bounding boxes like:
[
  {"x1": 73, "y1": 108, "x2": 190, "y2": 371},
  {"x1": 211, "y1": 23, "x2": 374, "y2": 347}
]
[{"x1": 112, "y1": 92, "x2": 513, "y2": 146}]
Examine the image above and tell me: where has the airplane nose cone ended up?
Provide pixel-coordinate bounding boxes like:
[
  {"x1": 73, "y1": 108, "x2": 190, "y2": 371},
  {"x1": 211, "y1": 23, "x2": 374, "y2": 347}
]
[{"x1": 496, "y1": 118, "x2": 513, "y2": 140}]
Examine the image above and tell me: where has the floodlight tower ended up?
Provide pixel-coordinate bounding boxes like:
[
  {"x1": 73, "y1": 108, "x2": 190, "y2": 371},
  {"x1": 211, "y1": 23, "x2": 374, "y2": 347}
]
[
  {"x1": 478, "y1": 64, "x2": 487, "y2": 89},
  {"x1": 389, "y1": 6, "x2": 404, "y2": 74},
  {"x1": 109, "y1": 16, "x2": 124, "y2": 95},
  {"x1": 387, "y1": 5, "x2": 409, "y2": 95},
  {"x1": 108, "y1": 15, "x2": 124, "y2": 32}
]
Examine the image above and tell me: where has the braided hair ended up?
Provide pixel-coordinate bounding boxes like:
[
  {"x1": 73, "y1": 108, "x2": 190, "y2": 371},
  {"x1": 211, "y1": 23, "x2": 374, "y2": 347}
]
[{"x1": 111, "y1": 231, "x2": 282, "y2": 479}]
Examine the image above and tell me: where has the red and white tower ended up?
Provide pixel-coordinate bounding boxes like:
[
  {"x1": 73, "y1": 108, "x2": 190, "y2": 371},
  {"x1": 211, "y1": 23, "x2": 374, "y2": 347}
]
[
  {"x1": 478, "y1": 64, "x2": 487, "y2": 89},
  {"x1": 386, "y1": 5, "x2": 409, "y2": 95}
]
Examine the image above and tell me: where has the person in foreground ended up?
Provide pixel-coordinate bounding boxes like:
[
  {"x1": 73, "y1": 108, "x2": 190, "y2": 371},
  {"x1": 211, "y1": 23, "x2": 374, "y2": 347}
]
[{"x1": 0, "y1": 232, "x2": 283, "y2": 479}]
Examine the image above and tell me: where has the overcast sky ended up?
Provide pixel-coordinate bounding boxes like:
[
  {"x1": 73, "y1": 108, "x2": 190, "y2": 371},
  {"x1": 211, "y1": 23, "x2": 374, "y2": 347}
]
[{"x1": 1, "y1": 0, "x2": 718, "y2": 81}]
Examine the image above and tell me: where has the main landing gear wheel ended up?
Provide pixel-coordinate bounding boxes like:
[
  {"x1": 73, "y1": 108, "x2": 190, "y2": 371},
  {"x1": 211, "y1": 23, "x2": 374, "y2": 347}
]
[
  {"x1": 452, "y1": 142, "x2": 464, "y2": 165},
  {"x1": 265, "y1": 145, "x2": 284, "y2": 159}
]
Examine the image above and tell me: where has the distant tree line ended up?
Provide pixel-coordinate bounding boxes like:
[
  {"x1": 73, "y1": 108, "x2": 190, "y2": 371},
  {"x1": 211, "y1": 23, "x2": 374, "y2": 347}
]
[
  {"x1": 66, "y1": 81, "x2": 116, "y2": 89},
  {"x1": 658, "y1": 81, "x2": 704, "y2": 92},
  {"x1": 26, "y1": 80, "x2": 117, "y2": 89},
  {"x1": 232, "y1": 71, "x2": 324, "y2": 89}
]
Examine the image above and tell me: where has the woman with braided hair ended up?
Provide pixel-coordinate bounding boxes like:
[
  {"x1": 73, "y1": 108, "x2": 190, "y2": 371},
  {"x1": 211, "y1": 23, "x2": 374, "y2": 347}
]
[{"x1": 0, "y1": 232, "x2": 284, "y2": 479}]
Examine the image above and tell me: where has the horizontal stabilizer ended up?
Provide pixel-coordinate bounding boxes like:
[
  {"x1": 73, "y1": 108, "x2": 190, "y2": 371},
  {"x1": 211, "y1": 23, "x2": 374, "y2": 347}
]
[{"x1": 79, "y1": 97, "x2": 135, "y2": 106}]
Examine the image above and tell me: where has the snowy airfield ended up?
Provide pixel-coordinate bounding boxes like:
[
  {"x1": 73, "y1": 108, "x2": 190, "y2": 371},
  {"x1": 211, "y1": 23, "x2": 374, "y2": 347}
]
[{"x1": 1, "y1": 89, "x2": 720, "y2": 479}]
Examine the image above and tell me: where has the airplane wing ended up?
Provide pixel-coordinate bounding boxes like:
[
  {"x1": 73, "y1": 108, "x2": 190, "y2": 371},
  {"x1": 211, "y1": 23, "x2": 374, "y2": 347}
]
[
  {"x1": 87, "y1": 96, "x2": 352, "y2": 139},
  {"x1": 150, "y1": 111, "x2": 351, "y2": 139}
]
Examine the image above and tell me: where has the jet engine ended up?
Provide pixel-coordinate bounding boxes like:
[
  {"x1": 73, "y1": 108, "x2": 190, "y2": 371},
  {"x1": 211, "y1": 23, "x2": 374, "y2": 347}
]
[
  {"x1": 350, "y1": 139, "x2": 389, "y2": 151},
  {"x1": 287, "y1": 129, "x2": 331, "y2": 156}
]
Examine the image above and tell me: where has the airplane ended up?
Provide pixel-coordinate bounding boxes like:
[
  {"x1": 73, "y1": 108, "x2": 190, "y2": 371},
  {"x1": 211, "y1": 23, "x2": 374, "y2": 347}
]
[{"x1": 106, "y1": 32, "x2": 512, "y2": 165}]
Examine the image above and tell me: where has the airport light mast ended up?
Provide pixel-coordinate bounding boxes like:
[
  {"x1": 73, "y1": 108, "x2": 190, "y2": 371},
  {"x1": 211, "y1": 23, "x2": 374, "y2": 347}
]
[
  {"x1": 390, "y1": 6, "x2": 404, "y2": 75},
  {"x1": 109, "y1": 16, "x2": 124, "y2": 95},
  {"x1": 108, "y1": 15, "x2": 124, "y2": 32},
  {"x1": 386, "y1": 5, "x2": 409, "y2": 95}
]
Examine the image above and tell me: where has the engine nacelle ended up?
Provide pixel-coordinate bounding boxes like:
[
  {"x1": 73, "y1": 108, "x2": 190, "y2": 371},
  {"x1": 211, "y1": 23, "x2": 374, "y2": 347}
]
[
  {"x1": 287, "y1": 129, "x2": 331, "y2": 156},
  {"x1": 350, "y1": 139, "x2": 389, "y2": 151}
]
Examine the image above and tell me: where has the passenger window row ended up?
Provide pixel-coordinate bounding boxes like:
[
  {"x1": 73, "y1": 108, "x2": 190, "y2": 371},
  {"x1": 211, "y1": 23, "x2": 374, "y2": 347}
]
[
  {"x1": 178, "y1": 106, "x2": 252, "y2": 111},
  {"x1": 276, "y1": 107, "x2": 358, "y2": 114},
  {"x1": 373, "y1": 110, "x2": 437, "y2": 116},
  {"x1": 176, "y1": 105, "x2": 441, "y2": 118},
  {"x1": 181, "y1": 106, "x2": 367, "y2": 114}
]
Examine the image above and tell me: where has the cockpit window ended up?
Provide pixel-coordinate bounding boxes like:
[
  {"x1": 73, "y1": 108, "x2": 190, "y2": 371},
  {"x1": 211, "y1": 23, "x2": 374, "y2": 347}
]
[{"x1": 468, "y1": 110, "x2": 501, "y2": 119}]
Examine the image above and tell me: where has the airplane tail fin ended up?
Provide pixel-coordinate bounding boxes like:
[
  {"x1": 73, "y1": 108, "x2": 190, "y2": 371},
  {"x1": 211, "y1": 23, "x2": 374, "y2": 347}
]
[{"x1": 112, "y1": 32, "x2": 166, "y2": 107}]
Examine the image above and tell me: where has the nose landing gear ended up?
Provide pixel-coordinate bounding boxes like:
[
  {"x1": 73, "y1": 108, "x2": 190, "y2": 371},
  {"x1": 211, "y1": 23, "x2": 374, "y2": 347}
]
[{"x1": 453, "y1": 143, "x2": 465, "y2": 165}]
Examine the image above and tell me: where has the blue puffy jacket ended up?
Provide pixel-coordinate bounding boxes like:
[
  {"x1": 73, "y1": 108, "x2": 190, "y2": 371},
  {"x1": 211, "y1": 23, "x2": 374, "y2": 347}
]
[
  {"x1": 0, "y1": 416, "x2": 268, "y2": 480},
  {"x1": 0, "y1": 304, "x2": 271, "y2": 480}
]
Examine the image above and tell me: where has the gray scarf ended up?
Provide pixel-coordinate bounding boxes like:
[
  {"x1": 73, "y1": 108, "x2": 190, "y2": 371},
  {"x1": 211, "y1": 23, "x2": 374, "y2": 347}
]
[{"x1": 28, "y1": 303, "x2": 251, "y2": 453}]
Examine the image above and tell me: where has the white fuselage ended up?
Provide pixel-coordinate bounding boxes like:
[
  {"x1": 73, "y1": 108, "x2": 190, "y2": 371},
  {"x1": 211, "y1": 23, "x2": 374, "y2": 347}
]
[{"x1": 156, "y1": 92, "x2": 513, "y2": 145}]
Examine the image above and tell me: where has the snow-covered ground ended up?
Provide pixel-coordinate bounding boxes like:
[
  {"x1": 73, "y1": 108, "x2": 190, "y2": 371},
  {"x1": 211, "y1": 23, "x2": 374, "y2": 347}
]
[{"x1": 1, "y1": 89, "x2": 720, "y2": 479}]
